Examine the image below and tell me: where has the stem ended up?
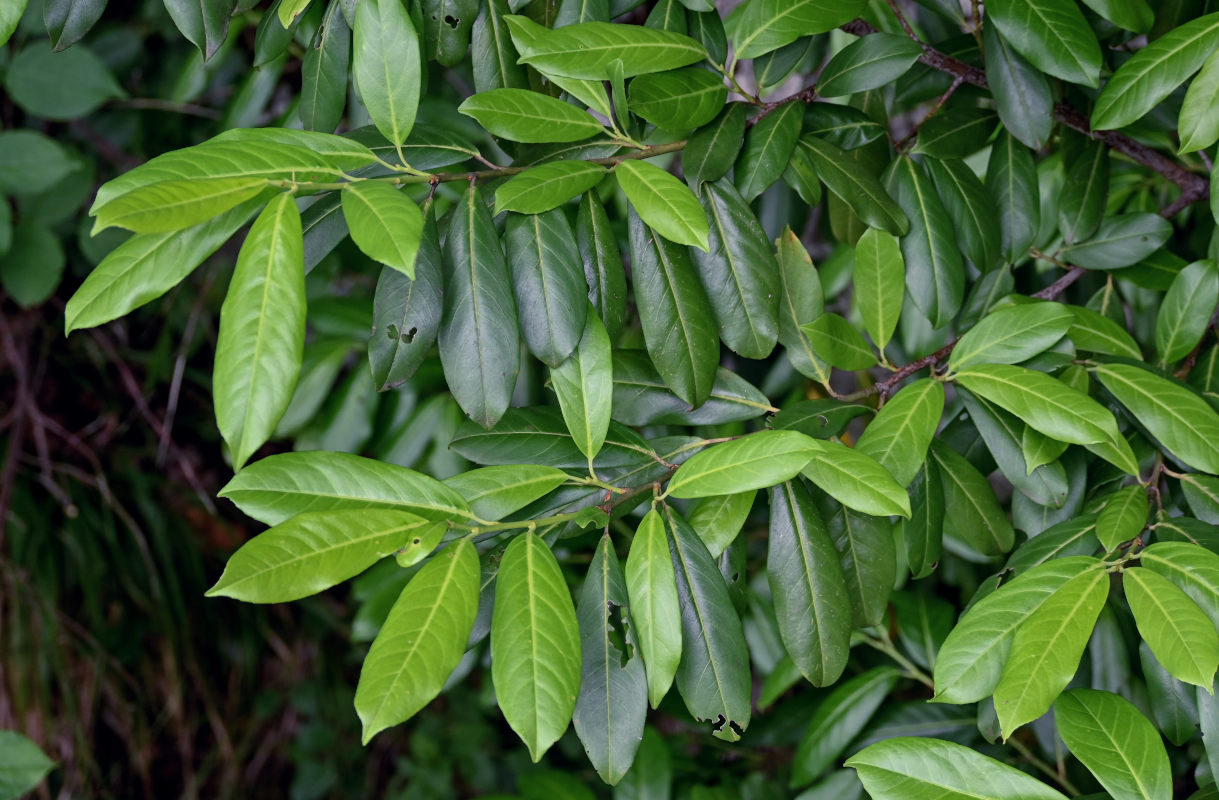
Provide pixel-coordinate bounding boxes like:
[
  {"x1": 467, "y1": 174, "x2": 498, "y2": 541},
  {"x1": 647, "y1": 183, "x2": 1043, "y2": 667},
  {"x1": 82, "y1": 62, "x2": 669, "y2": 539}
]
[
  {"x1": 1007, "y1": 736, "x2": 1082, "y2": 796},
  {"x1": 859, "y1": 632, "x2": 935, "y2": 689}
]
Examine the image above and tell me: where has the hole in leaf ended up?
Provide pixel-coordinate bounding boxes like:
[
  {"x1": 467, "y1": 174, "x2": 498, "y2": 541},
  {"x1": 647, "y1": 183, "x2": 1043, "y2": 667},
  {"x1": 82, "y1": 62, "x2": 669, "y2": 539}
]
[
  {"x1": 606, "y1": 601, "x2": 633, "y2": 667},
  {"x1": 401, "y1": 326, "x2": 417, "y2": 344},
  {"x1": 412, "y1": 537, "x2": 421, "y2": 545},
  {"x1": 386, "y1": 323, "x2": 399, "y2": 340},
  {"x1": 444, "y1": 14, "x2": 460, "y2": 28}
]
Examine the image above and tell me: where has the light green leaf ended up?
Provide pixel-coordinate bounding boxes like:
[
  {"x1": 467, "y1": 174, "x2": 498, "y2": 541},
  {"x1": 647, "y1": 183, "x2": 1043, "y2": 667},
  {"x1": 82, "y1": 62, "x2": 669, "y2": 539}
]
[
  {"x1": 1061, "y1": 213, "x2": 1173, "y2": 270},
  {"x1": 1156, "y1": 259, "x2": 1219, "y2": 364},
  {"x1": 1096, "y1": 485, "x2": 1148, "y2": 550},
  {"x1": 1068, "y1": 305, "x2": 1142, "y2": 359},
  {"x1": 617, "y1": 159, "x2": 710, "y2": 250},
  {"x1": 342, "y1": 181, "x2": 423, "y2": 278},
  {"x1": 847, "y1": 737, "x2": 1069, "y2": 800},
  {"x1": 500, "y1": 14, "x2": 612, "y2": 114},
  {"x1": 985, "y1": 0, "x2": 1101, "y2": 86},
  {"x1": 213, "y1": 192, "x2": 304, "y2": 470},
  {"x1": 459, "y1": 88, "x2": 606, "y2": 142},
  {"x1": 1054, "y1": 689, "x2": 1172, "y2": 800},
  {"x1": 218, "y1": 450, "x2": 474, "y2": 525},
  {"x1": 665, "y1": 506, "x2": 751, "y2": 741},
  {"x1": 572, "y1": 534, "x2": 648, "y2": 785},
  {"x1": 688, "y1": 491, "x2": 754, "y2": 559},
  {"x1": 207, "y1": 509, "x2": 433, "y2": 602},
  {"x1": 492, "y1": 532, "x2": 582, "y2": 761},
  {"x1": 1125, "y1": 568, "x2": 1219, "y2": 690},
  {"x1": 355, "y1": 538, "x2": 479, "y2": 742},
  {"x1": 1181, "y1": 50, "x2": 1219, "y2": 153},
  {"x1": 798, "y1": 136, "x2": 908, "y2": 236},
  {"x1": 768, "y1": 480, "x2": 851, "y2": 686},
  {"x1": 725, "y1": 0, "x2": 866, "y2": 60},
  {"x1": 552, "y1": 306, "x2": 613, "y2": 463},
  {"x1": 931, "y1": 443, "x2": 1016, "y2": 557},
  {"x1": 1092, "y1": 12, "x2": 1219, "y2": 130},
  {"x1": 516, "y1": 20, "x2": 707, "y2": 79},
  {"x1": 1139, "y1": 542, "x2": 1219, "y2": 632},
  {"x1": 775, "y1": 227, "x2": 833, "y2": 384},
  {"x1": 1094, "y1": 363, "x2": 1219, "y2": 474},
  {"x1": 353, "y1": 0, "x2": 422, "y2": 144},
  {"x1": 442, "y1": 465, "x2": 569, "y2": 521},
  {"x1": 994, "y1": 567, "x2": 1109, "y2": 736},
  {"x1": 816, "y1": 33, "x2": 922, "y2": 97},
  {"x1": 802, "y1": 313, "x2": 877, "y2": 370},
  {"x1": 884, "y1": 156, "x2": 963, "y2": 329},
  {"x1": 792, "y1": 668, "x2": 899, "y2": 787},
  {"x1": 855, "y1": 379, "x2": 944, "y2": 487},
  {"x1": 0, "y1": 0, "x2": 29, "y2": 48},
  {"x1": 0, "y1": 730, "x2": 55, "y2": 800},
  {"x1": 504, "y1": 210, "x2": 588, "y2": 366},
  {"x1": 802, "y1": 440, "x2": 912, "y2": 518},
  {"x1": 854, "y1": 228, "x2": 904, "y2": 351},
  {"x1": 949, "y1": 302, "x2": 1074, "y2": 370},
  {"x1": 1182, "y1": 473, "x2": 1219, "y2": 524},
  {"x1": 628, "y1": 67, "x2": 726, "y2": 132},
  {"x1": 495, "y1": 161, "x2": 607, "y2": 215},
  {"x1": 667, "y1": 430, "x2": 819, "y2": 498},
  {"x1": 93, "y1": 177, "x2": 269, "y2": 235},
  {"x1": 626, "y1": 509, "x2": 682, "y2": 708}
]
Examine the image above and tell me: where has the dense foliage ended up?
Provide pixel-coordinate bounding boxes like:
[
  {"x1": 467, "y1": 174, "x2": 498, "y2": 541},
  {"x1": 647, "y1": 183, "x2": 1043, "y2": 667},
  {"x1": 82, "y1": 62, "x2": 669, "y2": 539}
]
[{"x1": 8, "y1": 0, "x2": 1219, "y2": 796}]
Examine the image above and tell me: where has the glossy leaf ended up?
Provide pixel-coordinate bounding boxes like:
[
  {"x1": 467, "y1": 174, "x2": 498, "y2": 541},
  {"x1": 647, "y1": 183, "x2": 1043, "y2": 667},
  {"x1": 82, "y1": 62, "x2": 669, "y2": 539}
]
[
  {"x1": 932, "y1": 443, "x2": 1015, "y2": 557},
  {"x1": 459, "y1": 89, "x2": 605, "y2": 142},
  {"x1": 0, "y1": 0, "x2": 29, "y2": 48},
  {"x1": 1058, "y1": 140, "x2": 1108, "y2": 246},
  {"x1": 1054, "y1": 689, "x2": 1172, "y2": 800},
  {"x1": 683, "y1": 102, "x2": 748, "y2": 188},
  {"x1": 1061, "y1": 213, "x2": 1172, "y2": 270},
  {"x1": 1156, "y1": 259, "x2": 1219, "y2": 364},
  {"x1": 688, "y1": 491, "x2": 753, "y2": 559},
  {"x1": 959, "y1": 391, "x2": 1069, "y2": 508},
  {"x1": 504, "y1": 210, "x2": 588, "y2": 366},
  {"x1": 884, "y1": 156, "x2": 963, "y2": 329},
  {"x1": 577, "y1": 191, "x2": 628, "y2": 339},
  {"x1": 1096, "y1": 485, "x2": 1148, "y2": 550},
  {"x1": 983, "y1": 22, "x2": 1052, "y2": 149},
  {"x1": 853, "y1": 228, "x2": 904, "y2": 350},
  {"x1": 495, "y1": 162, "x2": 607, "y2": 215},
  {"x1": 628, "y1": 67, "x2": 726, "y2": 132},
  {"x1": 442, "y1": 465, "x2": 568, "y2": 521},
  {"x1": 1138, "y1": 542, "x2": 1219, "y2": 632},
  {"x1": 816, "y1": 33, "x2": 922, "y2": 97},
  {"x1": 610, "y1": 352, "x2": 771, "y2": 427},
  {"x1": 552, "y1": 306, "x2": 613, "y2": 463},
  {"x1": 856, "y1": 379, "x2": 944, "y2": 487},
  {"x1": 987, "y1": 132, "x2": 1040, "y2": 264},
  {"x1": 802, "y1": 440, "x2": 912, "y2": 518},
  {"x1": 1180, "y1": 50, "x2": 1219, "y2": 153},
  {"x1": 667, "y1": 430, "x2": 818, "y2": 498},
  {"x1": 831, "y1": 505, "x2": 897, "y2": 627},
  {"x1": 1068, "y1": 305, "x2": 1142, "y2": 359},
  {"x1": 300, "y1": 0, "x2": 351, "y2": 132},
  {"x1": 802, "y1": 313, "x2": 877, "y2": 370},
  {"x1": 792, "y1": 668, "x2": 899, "y2": 787},
  {"x1": 923, "y1": 157, "x2": 1001, "y2": 273},
  {"x1": 617, "y1": 160, "x2": 709, "y2": 251},
  {"x1": 342, "y1": 182, "x2": 423, "y2": 278},
  {"x1": 798, "y1": 136, "x2": 908, "y2": 236},
  {"x1": 985, "y1": 0, "x2": 1101, "y2": 86},
  {"x1": 735, "y1": 101, "x2": 801, "y2": 205},
  {"x1": 515, "y1": 20, "x2": 707, "y2": 79},
  {"x1": 1125, "y1": 567, "x2": 1219, "y2": 690},
  {"x1": 93, "y1": 177, "x2": 269, "y2": 235},
  {"x1": 725, "y1": 0, "x2": 865, "y2": 59},
  {"x1": 368, "y1": 212, "x2": 444, "y2": 389},
  {"x1": 625, "y1": 510, "x2": 682, "y2": 708},
  {"x1": 949, "y1": 303, "x2": 1074, "y2": 370},
  {"x1": 353, "y1": 0, "x2": 422, "y2": 144}
]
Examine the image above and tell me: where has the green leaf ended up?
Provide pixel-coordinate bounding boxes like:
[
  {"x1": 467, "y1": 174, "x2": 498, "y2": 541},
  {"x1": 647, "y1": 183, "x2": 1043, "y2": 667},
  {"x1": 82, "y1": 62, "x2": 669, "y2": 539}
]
[
  {"x1": 802, "y1": 440, "x2": 912, "y2": 518},
  {"x1": 368, "y1": 212, "x2": 444, "y2": 389},
  {"x1": 342, "y1": 182, "x2": 423, "y2": 278},
  {"x1": 949, "y1": 303, "x2": 1074, "y2": 370},
  {"x1": 856, "y1": 379, "x2": 944, "y2": 487},
  {"x1": 986, "y1": 132, "x2": 1040, "y2": 264},
  {"x1": 0, "y1": 131, "x2": 75, "y2": 196},
  {"x1": 664, "y1": 506, "x2": 751, "y2": 741},
  {"x1": 1139, "y1": 542, "x2": 1219, "y2": 632},
  {"x1": 952, "y1": 364, "x2": 1120, "y2": 446},
  {"x1": 165, "y1": 0, "x2": 236, "y2": 58},
  {"x1": 792, "y1": 668, "x2": 899, "y2": 787},
  {"x1": 767, "y1": 480, "x2": 851, "y2": 685},
  {"x1": 93, "y1": 177, "x2": 269, "y2": 235},
  {"x1": 572, "y1": 534, "x2": 648, "y2": 785},
  {"x1": 218, "y1": 450, "x2": 473, "y2": 525},
  {"x1": 666, "y1": 430, "x2": 819, "y2": 498},
  {"x1": 816, "y1": 33, "x2": 922, "y2": 97},
  {"x1": 491, "y1": 532, "x2": 582, "y2": 761},
  {"x1": 903, "y1": 460, "x2": 944, "y2": 579},
  {"x1": 848, "y1": 737, "x2": 1070, "y2": 799},
  {"x1": 688, "y1": 491, "x2": 754, "y2": 559},
  {"x1": 1080, "y1": 0, "x2": 1153, "y2": 32},
  {"x1": 1180, "y1": 50, "x2": 1219, "y2": 153},
  {"x1": 735, "y1": 101, "x2": 801, "y2": 204},
  {"x1": 612, "y1": 726, "x2": 672, "y2": 799},
  {"x1": 212, "y1": 193, "x2": 304, "y2": 470},
  {"x1": 773, "y1": 399, "x2": 873, "y2": 440},
  {"x1": 504, "y1": 210, "x2": 588, "y2": 366},
  {"x1": 1156, "y1": 259, "x2": 1219, "y2": 364},
  {"x1": 577, "y1": 191, "x2": 628, "y2": 340},
  {"x1": 931, "y1": 443, "x2": 1016, "y2": 557},
  {"x1": 1061, "y1": 213, "x2": 1172, "y2": 270},
  {"x1": 775, "y1": 227, "x2": 833, "y2": 384},
  {"x1": 438, "y1": 185, "x2": 520, "y2": 428},
  {"x1": 1141, "y1": 640, "x2": 1199, "y2": 746},
  {"x1": 1092, "y1": 12, "x2": 1219, "y2": 130},
  {"x1": 500, "y1": 14, "x2": 613, "y2": 115},
  {"x1": 725, "y1": 0, "x2": 866, "y2": 60},
  {"x1": 450, "y1": 408, "x2": 656, "y2": 471},
  {"x1": 1182, "y1": 473, "x2": 1219, "y2": 524},
  {"x1": 617, "y1": 160, "x2": 710, "y2": 250},
  {"x1": 300, "y1": 0, "x2": 351, "y2": 133},
  {"x1": 994, "y1": 567, "x2": 1109, "y2": 736},
  {"x1": 692, "y1": 179, "x2": 780, "y2": 358},
  {"x1": 984, "y1": 0, "x2": 1101, "y2": 86},
  {"x1": 883, "y1": 156, "x2": 963, "y2": 329},
  {"x1": 628, "y1": 67, "x2": 726, "y2": 132},
  {"x1": 1094, "y1": 363, "x2": 1219, "y2": 474},
  {"x1": 933, "y1": 556, "x2": 1102, "y2": 704},
  {"x1": 0, "y1": 0, "x2": 29, "y2": 48},
  {"x1": 803, "y1": 313, "x2": 877, "y2": 370},
  {"x1": 610, "y1": 352, "x2": 772, "y2": 426},
  {"x1": 422, "y1": 0, "x2": 477, "y2": 66},
  {"x1": 3, "y1": 43, "x2": 124, "y2": 120},
  {"x1": 923, "y1": 157, "x2": 1001, "y2": 273},
  {"x1": 854, "y1": 228, "x2": 904, "y2": 350},
  {"x1": 831, "y1": 505, "x2": 897, "y2": 627},
  {"x1": 495, "y1": 161, "x2": 606, "y2": 215},
  {"x1": 207, "y1": 509, "x2": 433, "y2": 602},
  {"x1": 552, "y1": 306, "x2": 613, "y2": 463},
  {"x1": 442, "y1": 465, "x2": 569, "y2": 520},
  {"x1": 1096, "y1": 485, "x2": 1148, "y2": 550},
  {"x1": 913, "y1": 109, "x2": 997, "y2": 160},
  {"x1": 66, "y1": 200, "x2": 259, "y2": 334},
  {"x1": 803, "y1": 103, "x2": 886, "y2": 150},
  {"x1": 797, "y1": 136, "x2": 908, "y2": 236},
  {"x1": 627, "y1": 210, "x2": 718, "y2": 406},
  {"x1": 1125, "y1": 567, "x2": 1219, "y2": 690},
  {"x1": 959, "y1": 391, "x2": 1068, "y2": 508},
  {"x1": 0, "y1": 731, "x2": 55, "y2": 800},
  {"x1": 459, "y1": 88, "x2": 605, "y2": 142},
  {"x1": 626, "y1": 510, "x2": 683, "y2": 708},
  {"x1": 1067, "y1": 305, "x2": 1142, "y2": 359},
  {"x1": 353, "y1": 0, "x2": 421, "y2": 144},
  {"x1": 1058, "y1": 140, "x2": 1108, "y2": 246},
  {"x1": 1054, "y1": 689, "x2": 1173, "y2": 800},
  {"x1": 516, "y1": 20, "x2": 707, "y2": 79},
  {"x1": 983, "y1": 22, "x2": 1053, "y2": 149},
  {"x1": 683, "y1": 102, "x2": 748, "y2": 188},
  {"x1": 474, "y1": 0, "x2": 527, "y2": 92}
]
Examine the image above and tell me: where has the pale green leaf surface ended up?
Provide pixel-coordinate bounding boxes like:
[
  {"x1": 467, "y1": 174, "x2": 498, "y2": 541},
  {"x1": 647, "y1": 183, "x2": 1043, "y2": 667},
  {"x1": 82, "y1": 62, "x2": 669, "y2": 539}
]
[
  {"x1": 1054, "y1": 688, "x2": 1172, "y2": 800},
  {"x1": 516, "y1": 20, "x2": 707, "y2": 79},
  {"x1": 353, "y1": 0, "x2": 422, "y2": 144},
  {"x1": 442, "y1": 465, "x2": 569, "y2": 521},
  {"x1": 667, "y1": 430, "x2": 819, "y2": 498},
  {"x1": 552, "y1": 306, "x2": 613, "y2": 462},
  {"x1": 625, "y1": 509, "x2": 682, "y2": 708},
  {"x1": 950, "y1": 303, "x2": 1073, "y2": 370},
  {"x1": 953, "y1": 364, "x2": 1120, "y2": 446},
  {"x1": 854, "y1": 228, "x2": 904, "y2": 351},
  {"x1": 1125, "y1": 567, "x2": 1219, "y2": 690},
  {"x1": 459, "y1": 88, "x2": 606, "y2": 142},
  {"x1": 617, "y1": 160, "x2": 709, "y2": 250},
  {"x1": 855, "y1": 379, "x2": 944, "y2": 488},
  {"x1": 342, "y1": 181, "x2": 423, "y2": 278},
  {"x1": 802, "y1": 440, "x2": 912, "y2": 518}
]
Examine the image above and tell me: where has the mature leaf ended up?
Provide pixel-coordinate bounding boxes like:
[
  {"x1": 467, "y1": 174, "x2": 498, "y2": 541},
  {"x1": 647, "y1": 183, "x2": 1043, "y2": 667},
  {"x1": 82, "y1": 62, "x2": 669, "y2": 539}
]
[
  {"x1": 798, "y1": 136, "x2": 908, "y2": 236},
  {"x1": 164, "y1": 0, "x2": 236, "y2": 58},
  {"x1": 5, "y1": 41, "x2": 125, "y2": 119},
  {"x1": 1092, "y1": 12, "x2": 1219, "y2": 130},
  {"x1": 300, "y1": 0, "x2": 350, "y2": 132},
  {"x1": 1080, "y1": 0, "x2": 1153, "y2": 32},
  {"x1": 767, "y1": 481, "x2": 851, "y2": 685},
  {"x1": 1138, "y1": 542, "x2": 1219, "y2": 632},
  {"x1": 617, "y1": 160, "x2": 709, "y2": 251},
  {"x1": 816, "y1": 33, "x2": 922, "y2": 97},
  {"x1": 1054, "y1": 689, "x2": 1173, "y2": 800},
  {"x1": 986, "y1": 132, "x2": 1039, "y2": 263},
  {"x1": 725, "y1": 0, "x2": 866, "y2": 59},
  {"x1": 626, "y1": 510, "x2": 682, "y2": 708},
  {"x1": 1125, "y1": 567, "x2": 1219, "y2": 689},
  {"x1": 953, "y1": 364, "x2": 1120, "y2": 446},
  {"x1": 438, "y1": 185, "x2": 520, "y2": 428},
  {"x1": 93, "y1": 177, "x2": 269, "y2": 235},
  {"x1": 577, "y1": 191, "x2": 628, "y2": 339},
  {"x1": 552, "y1": 307, "x2": 613, "y2": 462},
  {"x1": 450, "y1": 407, "x2": 656, "y2": 471},
  {"x1": 985, "y1": 0, "x2": 1101, "y2": 86},
  {"x1": 422, "y1": 0, "x2": 477, "y2": 65},
  {"x1": 959, "y1": 391, "x2": 1068, "y2": 508},
  {"x1": 504, "y1": 210, "x2": 588, "y2": 366},
  {"x1": 354, "y1": 539, "x2": 479, "y2": 741},
  {"x1": 442, "y1": 465, "x2": 568, "y2": 521},
  {"x1": 683, "y1": 102, "x2": 748, "y2": 187},
  {"x1": 775, "y1": 228, "x2": 833, "y2": 384},
  {"x1": 353, "y1": 0, "x2": 422, "y2": 144},
  {"x1": 792, "y1": 668, "x2": 899, "y2": 787},
  {"x1": 610, "y1": 352, "x2": 771, "y2": 426},
  {"x1": 884, "y1": 156, "x2": 963, "y2": 329},
  {"x1": 903, "y1": 461, "x2": 944, "y2": 579},
  {"x1": 572, "y1": 535, "x2": 648, "y2": 785},
  {"x1": 368, "y1": 212, "x2": 444, "y2": 389},
  {"x1": 1068, "y1": 305, "x2": 1142, "y2": 359},
  {"x1": 342, "y1": 182, "x2": 423, "y2": 278},
  {"x1": 831, "y1": 505, "x2": 896, "y2": 627},
  {"x1": 501, "y1": 14, "x2": 613, "y2": 115},
  {"x1": 735, "y1": 101, "x2": 801, "y2": 204},
  {"x1": 853, "y1": 228, "x2": 904, "y2": 350},
  {"x1": 0, "y1": 131, "x2": 75, "y2": 196},
  {"x1": 1181, "y1": 50, "x2": 1219, "y2": 153},
  {"x1": 667, "y1": 430, "x2": 818, "y2": 498},
  {"x1": 931, "y1": 443, "x2": 1015, "y2": 557},
  {"x1": 1140, "y1": 640, "x2": 1199, "y2": 746},
  {"x1": 473, "y1": 0, "x2": 528, "y2": 92},
  {"x1": 629, "y1": 68, "x2": 726, "y2": 132},
  {"x1": 496, "y1": 162, "x2": 607, "y2": 215},
  {"x1": 1058, "y1": 140, "x2": 1108, "y2": 246},
  {"x1": 913, "y1": 110, "x2": 996, "y2": 160},
  {"x1": 802, "y1": 313, "x2": 877, "y2": 370},
  {"x1": 949, "y1": 303, "x2": 1074, "y2": 370},
  {"x1": 515, "y1": 20, "x2": 707, "y2": 78},
  {"x1": 802, "y1": 440, "x2": 912, "y2": 518},
  {"x1": 459, "y1": 88, "x2": 605, "y2": 142},
  {"x1": 983, "y1": 22, "x2": 1052, "y2": 149},
  {"x1": 1061, "y1": 214, "x2": 1172, "y2": 270},
  {"x1": 1156, "y1": 259, "x2": 1219, "y2": 364},
  {"x1": 856, "y1": 379, "x2": 944, "y2": 487},
  {"x1": 923, "y1": 157, "x2": 1001, "y2": 273},
  {"x1": 492, "y1": 532, "x2": 582, "y2": 761},
  {"x1": 1096, "y1": 486, "x2": 1148, "y2": 550},
  {"x1": 688, "y1": 491, "x2": 753, "y2": 559}
]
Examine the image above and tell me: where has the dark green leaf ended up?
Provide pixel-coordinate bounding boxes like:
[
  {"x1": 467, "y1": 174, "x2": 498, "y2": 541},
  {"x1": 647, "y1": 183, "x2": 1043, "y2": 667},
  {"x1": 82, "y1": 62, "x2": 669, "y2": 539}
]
[
  {"x1": 856, "y1": 379, "x2": 945, "y2": 487},
  {"x1": 985, "y1": 0, "x2": 1101, "y2": 86},
  {"x1": 797, "y1": 136, "x2": 908, "y2": 236},
  {"x1": 1156, "y1": 259, "x2": 1219, "y2": 364},
  {"x1": 792, "y1": 668, "x2": 899, "y2": 787},
  {"x1": 4, "y1": 42, "x2": 124, "y2": 120},
  {"x1": 576, "y1": 191, "x2": 627, "y2": 339},
  {"x1": 1058, "y1": 140, "x2": 1109, "y2": 246},
  {"x1": 923, "y1": 157, "x2": 1001, "y2": 272},
  {"x1": 300, "y1": 0, "x2": 351, "y2": 132},
  {"x1": 986, "y1": 132, "x2": 1040, "y2": 264},
  {"x1": 735, "y1": 102, "x2": 801, "y2": 203},
  {"x1": 368, "y1": 213, "x2": 443, "y2": 390},
  {"x1": 504, "y1": 209, "x2": 588, "y2": 366},
  {"x1": 931, "y1": 443, "x2": 1015, "y2": 557},
  {"x1": 830, "y1": 505, "x2": 897, "y2": 627},
  {"x1": 610, "y1": 351, "x2": 772, "y2": 427},
  {"x1": 983, "y1": 22, "x2": 1052, "y2": 149},
  {"x1": 816, "y1": 33, "x2": 922, "y2": 98},
  {"x1": 683, "y1": 102, "x2": 748, "y2": 187}
]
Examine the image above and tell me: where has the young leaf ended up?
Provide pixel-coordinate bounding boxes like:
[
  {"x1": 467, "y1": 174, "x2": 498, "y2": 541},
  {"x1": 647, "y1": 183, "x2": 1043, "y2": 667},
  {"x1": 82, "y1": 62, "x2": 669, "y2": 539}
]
[
  {"x1": 768, "y1": 481, "x2": 851, "y2": 686},
  {"x1": 1155, "y1": 259, "x2": 1219, "y2": 364},
  {"x1": 688, "y1": 491, "x2": 753, "y2": 559},
  {"x1": 802, "y1": 440, "x2": 912, "y2": 518},
  {"x1": 666, "y1": 430, "x2": 819, "y2": 498},
  {"x1": 1140, "y1": 542, "x2": 1219, "y2": 632},
  {"x1": 791, "y1": 668, "x2": 899, "y2": 787},
  {"x1": 495, "y1": 161, "x2": 607, "y2": 215},
  {"x1": 353, "y1": 0, "x2": 422, "y2": 144},
  {"x1": 441, "y1": 465, "x2": 569, "y2": 521},
  {"x1": 725, "y1": 0, "x2": 865, "y2": 60},
  {"x1": 853, "y1": 230, "x2": 904, "y2": 353},
  {"x1": 354, "y1": 538, "x2": 479, "y2": 742},
  {"x1": 572, "y1": 534, "x2": 648, "y2": 785},
  {"x1": 93, "y1": 177, "x2": 269, "y2": 235},
  {"x1": 855, "y1": 379, "x2": 944, "y2": 487},
  {"x1": 985, "y1": 0, "x2": 1101, "y2": 87},
  {"x1": 949, "y1": 303, "x2": 1074, "y2": 371},
  {"x1": 504, "y1": 210, "x2": 588, "y2": 367},
  {"x1": 213, "y1": 192, "x2": 304, "y2": 471},
  {"x1": 458, "y1": 88, "x2": 606, "y2": 142},
  {"x1": 816, "y1": 33, "x2": 922, "y2": 97},
  {"x1": 625, "y1": 509, "x2": 682, "y2": 708},
  {"x1": 551, "y1": 306, "x2": 613, "y2": 463},
  {"x1": 1096, "y1": 486, "x2": 1148, "y2": 550},
  {"x1": 617, "y1": 160, "x2": 710, "y2": 250},
  {"x1": 342, "y1": 182, "x2": 423, "y2": 278},
  {"x1": 491, "y1": 532, "x2": 582, "y2": 762},
  {"x1": 515, "y1": 20, "x2": 707, "y2": 79},
  {"x1": 830, "y1": 505, "x2": 897, "y2": 627},
  {"x1": 1124, "y1": 567, "x2": 1219, "y2": 690},
  {"x1": 1054, "y1": 689, "x2": 1173, "y2": 800}
]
